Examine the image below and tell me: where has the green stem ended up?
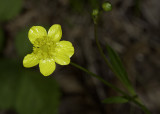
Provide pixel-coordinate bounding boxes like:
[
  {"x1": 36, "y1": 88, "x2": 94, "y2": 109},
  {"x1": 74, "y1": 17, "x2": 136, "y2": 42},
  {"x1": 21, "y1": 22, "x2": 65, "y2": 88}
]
[
  {"x1": 94, "y1": 23, "x2": 125, "y2": 87},
  {"x1": 70, "y1": 62, "x2": 127, "y2": 96},
  {"x1": 70, "y1": 62, "x2": 151, "y2": 114},
  {"x1": 93, "y1": 17, "x2": 150, "y2": 114},
  {"x1": 94, "y1": 23, "x2": 112, "y2": 68},
  {"x1": 94, "y1": 23, "x2": 135, "y2": 95},
  {"x1": 132, "y1": 99, "x2": 151, "y2": 114}
]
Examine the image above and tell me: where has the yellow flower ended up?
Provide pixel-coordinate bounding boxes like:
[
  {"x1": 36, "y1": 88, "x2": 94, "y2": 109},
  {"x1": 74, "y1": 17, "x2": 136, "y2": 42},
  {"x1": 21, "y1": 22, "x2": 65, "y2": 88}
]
[{"x1": 23, "y1": 24, "x2": 74, "y2": 76}]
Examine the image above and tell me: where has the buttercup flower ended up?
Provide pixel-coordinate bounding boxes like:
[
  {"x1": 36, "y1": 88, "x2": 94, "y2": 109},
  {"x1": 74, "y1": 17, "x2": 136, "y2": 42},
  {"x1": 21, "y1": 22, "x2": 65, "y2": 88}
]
[{"x1": 23, "y1": 24, "x2": 74, "y2": 76}]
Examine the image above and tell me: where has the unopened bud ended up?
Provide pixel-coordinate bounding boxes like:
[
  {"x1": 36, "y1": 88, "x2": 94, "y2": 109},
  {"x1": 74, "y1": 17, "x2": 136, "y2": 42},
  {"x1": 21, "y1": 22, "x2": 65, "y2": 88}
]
[
  {"x1": 92, "y1": 9, "x2": 99, "y2": 16},
  {"x1": 102, "y1": 2, "x2": 112, "y2": 12}
]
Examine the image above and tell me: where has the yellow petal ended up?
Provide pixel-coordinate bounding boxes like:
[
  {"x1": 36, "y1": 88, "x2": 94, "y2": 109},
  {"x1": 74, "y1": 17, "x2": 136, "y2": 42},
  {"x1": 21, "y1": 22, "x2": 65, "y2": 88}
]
[
  {"x1": 23, "y1": 53, "x2": 39, "y2": 68},
  {"x1": 48, "y1": 24, "x2": 62, "y2": 42},
  {"x1": 55, "y1": 41, "x2": 74, "y2": 58},
  {"x1": 39, "y1": 58, "x2": 56, "y2": 76},
  {"x1": 28, "y1": 26, "x2": 47, "y2": 44},
  {"x1": 54, "y1": 53, "x2": 70, "y2": 65}
]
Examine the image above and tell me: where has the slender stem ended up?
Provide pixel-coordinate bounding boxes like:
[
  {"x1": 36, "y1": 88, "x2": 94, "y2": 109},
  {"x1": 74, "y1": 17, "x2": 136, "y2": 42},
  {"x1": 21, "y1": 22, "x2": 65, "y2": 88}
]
[
  {"x1": 132, "y1": 99, "x2": 151, "y2": 114},
  {"x1": 93, "y1": 18, "x2": 150, "y2": 114},
  {"x1": 70, "y1": 62, "x2": 128, "y2": 96},
  {"x1": 94, "y1": 24, "x2": 112, "y2": 69},
  {"x1": 70, "y1": 62, "x2": 151, "y2": 114},
  {"x1": 94, "y1": 23, "x2": 135, "y2": 95},
  {"x1": 94, "y1": 23, "x2": 128, "y2": 91},
  {"x1": 94, "y1": 23, "x2": 123, "y2": 85}
]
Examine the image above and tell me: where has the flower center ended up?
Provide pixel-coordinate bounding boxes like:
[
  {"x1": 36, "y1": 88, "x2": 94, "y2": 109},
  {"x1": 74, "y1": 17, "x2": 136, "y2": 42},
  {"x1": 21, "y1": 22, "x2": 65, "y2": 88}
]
[
  {"x1": 40, "y1": 45, "x2": 49, "y2": 52},
  {"x1": 33, "y1": 37, "x2": 57, "y2": 59}
]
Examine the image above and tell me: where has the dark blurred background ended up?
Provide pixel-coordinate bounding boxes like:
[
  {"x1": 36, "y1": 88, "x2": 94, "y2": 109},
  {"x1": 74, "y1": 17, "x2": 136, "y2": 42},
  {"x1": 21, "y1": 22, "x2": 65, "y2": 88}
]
[{"x1": 0, "y1": 0, "x2": 160, "y2": 114}]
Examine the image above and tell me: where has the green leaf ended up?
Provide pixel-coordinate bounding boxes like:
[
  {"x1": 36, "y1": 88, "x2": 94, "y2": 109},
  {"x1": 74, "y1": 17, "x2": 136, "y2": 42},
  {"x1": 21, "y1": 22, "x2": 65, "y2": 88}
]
[
  {"x1": 15, "y1": 70, "x2": 60, "y2": 114},
  {"x1": 106, "y1": 44, "x2": 135, "y2": 95},
  {"x1": 0, "y1": 0, "x2": 22, "y2": 21},
  {"x1": 0, "y1": 27, "x2": 4, "y2": 52},
  {"x1": 0, "y1": 59, "x2": 21, "y2": 109},
  {"x1": 0, "y1": 59, "x2": 61, "y2": 114},
  {"x1": 15, "y1": 28, "x2": 33, "y2": 57},
  {"x1": 102, "y1": 96, "x2": 128, "y2": 104}
]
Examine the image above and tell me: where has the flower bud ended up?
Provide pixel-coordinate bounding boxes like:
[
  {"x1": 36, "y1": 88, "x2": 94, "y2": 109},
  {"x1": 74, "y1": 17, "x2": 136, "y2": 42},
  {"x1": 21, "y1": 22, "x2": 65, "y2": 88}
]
[
  {"x1": 92, "y1": 9, "x2": 99, "y2": 16},
  {"x1": 102, "y1": 2, "x2": 112, "y2": 12}
]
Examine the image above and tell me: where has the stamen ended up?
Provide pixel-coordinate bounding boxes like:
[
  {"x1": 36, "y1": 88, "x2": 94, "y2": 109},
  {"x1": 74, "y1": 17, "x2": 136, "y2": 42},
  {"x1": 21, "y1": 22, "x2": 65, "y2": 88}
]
[{"x1": 33, "y1": 37, "x2": 56, "y2": 59}]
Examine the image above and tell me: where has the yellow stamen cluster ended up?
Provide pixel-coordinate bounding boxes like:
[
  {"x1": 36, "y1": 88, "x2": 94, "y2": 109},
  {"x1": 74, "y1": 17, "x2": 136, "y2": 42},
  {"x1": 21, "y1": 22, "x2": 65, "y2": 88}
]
[{"x1": 33, "y1": 37, "x2": 56, "y2": 60}]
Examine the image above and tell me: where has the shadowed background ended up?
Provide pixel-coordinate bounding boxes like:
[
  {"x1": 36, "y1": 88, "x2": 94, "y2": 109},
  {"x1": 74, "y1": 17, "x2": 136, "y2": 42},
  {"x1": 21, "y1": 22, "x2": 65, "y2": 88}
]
[{"x1": 0, "y1": 0, "x2": 160, "y2": 114}]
